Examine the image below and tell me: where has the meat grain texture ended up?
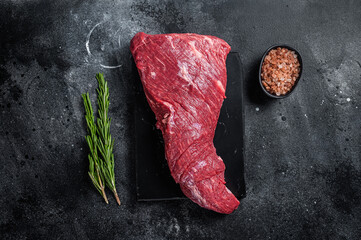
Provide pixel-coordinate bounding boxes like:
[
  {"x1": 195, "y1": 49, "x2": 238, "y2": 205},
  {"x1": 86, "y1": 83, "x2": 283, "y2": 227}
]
[{"x1": 130, "y1": 32, "x2": 239, "y2": 214}]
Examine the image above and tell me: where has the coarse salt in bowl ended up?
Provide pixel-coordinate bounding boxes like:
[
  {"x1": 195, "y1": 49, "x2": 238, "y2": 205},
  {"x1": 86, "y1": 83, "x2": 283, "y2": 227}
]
[{"x1": 259, "y1": 45, "x2": 303, "y2": 99}]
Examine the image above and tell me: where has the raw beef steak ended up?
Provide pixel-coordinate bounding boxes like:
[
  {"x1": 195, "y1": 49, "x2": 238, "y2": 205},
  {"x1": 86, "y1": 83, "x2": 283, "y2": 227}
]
[{"x1": 130, "y1": 32, "x2": 240, "y2": 214}]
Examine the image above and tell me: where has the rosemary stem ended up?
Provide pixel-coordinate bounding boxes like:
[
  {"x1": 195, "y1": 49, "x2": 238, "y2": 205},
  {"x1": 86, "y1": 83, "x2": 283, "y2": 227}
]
[
  {"x1": 113, "y1": 189, "x2": 121, "y2": 205},
  {"x1": 97, "y1": 169, "x2": 108, "y2": 204}
]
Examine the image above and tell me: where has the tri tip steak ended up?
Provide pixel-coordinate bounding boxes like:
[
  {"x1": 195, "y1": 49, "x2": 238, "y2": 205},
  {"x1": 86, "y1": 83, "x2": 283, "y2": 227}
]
[{"x1": 130, "y1": 32, "x2": 240, "y2": 214}]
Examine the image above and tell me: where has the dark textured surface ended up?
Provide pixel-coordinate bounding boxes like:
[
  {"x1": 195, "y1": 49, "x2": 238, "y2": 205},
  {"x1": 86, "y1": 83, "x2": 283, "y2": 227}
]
[{"x1": 0, "y1": 0, "x2": 360, "y2": 239}]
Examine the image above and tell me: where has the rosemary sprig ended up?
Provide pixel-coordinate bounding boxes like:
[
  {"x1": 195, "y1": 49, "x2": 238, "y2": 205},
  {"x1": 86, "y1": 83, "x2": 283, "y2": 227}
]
[
  {"x1": 96, "y1": 73, "x2": 121, "y2": 205},
  {"x1": 82, "y1": 92, "x2": 108, "y2": 204},
  {"x1": 82, "y1": 73, "x2": 120, "y2": 205}
]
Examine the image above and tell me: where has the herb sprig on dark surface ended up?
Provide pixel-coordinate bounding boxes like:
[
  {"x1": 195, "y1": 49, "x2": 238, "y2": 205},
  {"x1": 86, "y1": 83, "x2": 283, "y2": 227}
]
[
  {"x1": 82, "y1": 92, "x2": 108, "y2": 204},
  {"x1": 82, "y1": 73, "x2": 120, "y2": 205},
  {"x1": 95, "y1": 73, "x2": 121, "y2": 205}
]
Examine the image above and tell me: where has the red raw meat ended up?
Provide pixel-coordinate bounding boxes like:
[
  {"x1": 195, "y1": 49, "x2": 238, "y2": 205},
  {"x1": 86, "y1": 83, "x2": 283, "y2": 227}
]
[{"x1": 130, "y1": 32, "x2": 239, "y2": 214}]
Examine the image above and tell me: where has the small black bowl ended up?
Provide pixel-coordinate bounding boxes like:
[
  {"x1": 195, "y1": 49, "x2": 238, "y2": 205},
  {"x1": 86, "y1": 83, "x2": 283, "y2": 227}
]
[{"x1": 259, "y1": 44, "x2": 303, "y2": 99}]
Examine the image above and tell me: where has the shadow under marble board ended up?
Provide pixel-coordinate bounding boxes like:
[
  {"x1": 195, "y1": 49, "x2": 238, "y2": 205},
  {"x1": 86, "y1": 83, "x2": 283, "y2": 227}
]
[{"x1": 134, "y1": 52, "x2": 246, "y2": 201}]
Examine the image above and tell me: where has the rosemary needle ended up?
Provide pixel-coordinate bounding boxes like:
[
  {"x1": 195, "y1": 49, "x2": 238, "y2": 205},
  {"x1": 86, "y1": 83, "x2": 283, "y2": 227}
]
[
  {"x1": 82, "y1": 92, "x2": 108, "y2": 204},
  {"x1": 96, "y1": 73, "x2": 121, "y2": 205}
]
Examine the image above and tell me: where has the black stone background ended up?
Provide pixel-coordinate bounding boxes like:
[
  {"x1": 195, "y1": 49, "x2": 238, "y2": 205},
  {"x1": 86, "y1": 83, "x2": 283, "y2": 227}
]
[{"x1": 0, "y1": 1, "x2": 360, "y2": 239}]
